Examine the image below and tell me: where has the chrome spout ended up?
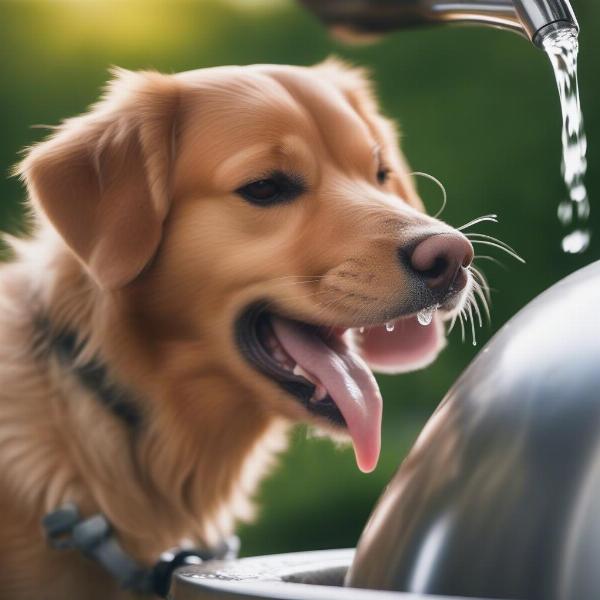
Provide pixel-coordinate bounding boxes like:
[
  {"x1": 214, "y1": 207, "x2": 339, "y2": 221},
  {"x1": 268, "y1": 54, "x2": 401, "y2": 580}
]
[
  {"x1": 515, "y1": 0, "x2": 578, "y2": 46},
  {"x1": 300, "y1": 0, "x2": 579, "y2": 47}
]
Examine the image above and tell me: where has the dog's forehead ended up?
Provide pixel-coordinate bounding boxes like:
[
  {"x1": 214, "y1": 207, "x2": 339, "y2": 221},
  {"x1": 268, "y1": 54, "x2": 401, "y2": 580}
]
[
  {"x1": 261, "y1": 65, "x2": 380, "y2": 163},
  {"x1": 175, "y1": 65, "x2": 381, "y2": 179}
]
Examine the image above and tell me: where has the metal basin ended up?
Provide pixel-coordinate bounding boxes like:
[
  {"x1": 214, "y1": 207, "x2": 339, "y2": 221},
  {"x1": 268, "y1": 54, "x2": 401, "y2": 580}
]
[{"x1": 171, "y1": 549, "x2": 475, "y2": 599}]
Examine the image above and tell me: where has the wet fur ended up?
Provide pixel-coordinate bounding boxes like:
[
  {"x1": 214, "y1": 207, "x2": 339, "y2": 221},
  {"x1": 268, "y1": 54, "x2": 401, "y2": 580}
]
[{"x1": 0, "y1": 60, "x2": 463, "y2": 598}]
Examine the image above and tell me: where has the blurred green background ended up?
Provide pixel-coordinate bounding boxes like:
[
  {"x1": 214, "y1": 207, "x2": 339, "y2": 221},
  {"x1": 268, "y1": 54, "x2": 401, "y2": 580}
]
[{"x1": 1, "y1": 0, "x2": 598, "y2": 557}]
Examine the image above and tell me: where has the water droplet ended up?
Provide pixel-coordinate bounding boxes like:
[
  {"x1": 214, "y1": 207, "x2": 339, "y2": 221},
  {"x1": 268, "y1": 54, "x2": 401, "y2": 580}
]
[
  {"x1": 561, "y1": 229, "x2": 591, "y2": 254},
  {"x1": 577, "y1": 200, "x2": 590, "y2": 219},
  {"x1": 417, "y1": 306, "x2": 437, "y2": 326},
  {"x1": 571, "y1": 183, "x2": 587, "y2": 203},
  {"x1": 359, "y1": 327, "x2": 365, "y2": 334},
  {"x1": 385, "y1": 321, "x2": 395, "y2": 332},
  {"x1": 557, "y1": 200, "x2": 573, "y2": 224}
]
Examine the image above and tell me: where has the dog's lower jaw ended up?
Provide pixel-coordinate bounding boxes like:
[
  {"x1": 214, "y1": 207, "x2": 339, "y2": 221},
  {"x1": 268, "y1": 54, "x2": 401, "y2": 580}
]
[{"x1": 0, "y1": 236, "x2": 290, "y2": 598}]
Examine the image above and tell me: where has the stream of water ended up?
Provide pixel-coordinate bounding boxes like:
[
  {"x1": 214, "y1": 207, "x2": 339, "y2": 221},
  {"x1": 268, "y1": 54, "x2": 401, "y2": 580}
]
[{"x1": 543, "y1": 27, "x2": 590, "y2": 254}]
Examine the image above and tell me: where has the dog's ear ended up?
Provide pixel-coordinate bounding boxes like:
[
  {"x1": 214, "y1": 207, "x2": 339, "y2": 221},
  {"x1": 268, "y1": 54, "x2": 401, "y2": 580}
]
[{"x1": 17, "y1": 68, "x2": 180, "y2": 289}]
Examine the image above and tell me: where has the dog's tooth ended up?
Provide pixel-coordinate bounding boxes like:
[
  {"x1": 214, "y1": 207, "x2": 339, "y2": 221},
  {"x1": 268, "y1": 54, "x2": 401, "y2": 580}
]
[
  {"x1": 293, "y1": 365, "x2": 327, "y2": 401},
  {"x1": 293, "y1": 364, "x2": 317, "y2": 385},
  {"x1": 293, "y1": 364, "x2": 309, "y2": 379},
  {"x1": 315, "y1": 384, "x2": 328, "y2": 401},
  {"x1": 309, "y1": 384, "x2": 328, "y2": 404},
  {"x1": 385, "y1": 321, "x2": 395, "y2": 332},
  {"x1": 359, "y1": 327, "x2": 365, "y2": 334}
]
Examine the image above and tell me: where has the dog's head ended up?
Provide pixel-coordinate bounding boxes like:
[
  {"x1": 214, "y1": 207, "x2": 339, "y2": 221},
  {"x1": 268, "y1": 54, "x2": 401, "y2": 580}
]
[{"x1": 19, "y1": 61, "x2": 473, "y2": 472}]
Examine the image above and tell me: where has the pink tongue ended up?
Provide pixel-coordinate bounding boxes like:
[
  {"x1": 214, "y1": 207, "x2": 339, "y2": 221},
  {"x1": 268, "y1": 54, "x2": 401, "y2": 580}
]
[{"x1": 271, "y1": 317, "x2": 382, "y2": 473}]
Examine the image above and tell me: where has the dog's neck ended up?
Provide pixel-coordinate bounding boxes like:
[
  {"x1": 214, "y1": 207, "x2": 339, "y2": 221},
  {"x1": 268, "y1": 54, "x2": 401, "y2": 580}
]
[{"x1": 0, "y1": 231, "x2": 288, "y2": 565}]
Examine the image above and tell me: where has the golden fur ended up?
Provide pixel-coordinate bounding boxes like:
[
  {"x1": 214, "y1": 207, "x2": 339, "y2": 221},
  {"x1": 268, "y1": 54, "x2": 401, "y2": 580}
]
[{"x1": 0, "y1": 60, "x2": 468, "y2": 599}]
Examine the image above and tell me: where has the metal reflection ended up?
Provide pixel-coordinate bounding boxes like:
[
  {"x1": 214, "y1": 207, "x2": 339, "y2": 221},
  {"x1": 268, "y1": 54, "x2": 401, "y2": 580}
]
[
  {"x1": 406, "y1": 511, "x2": 453, "y2": 593},
  {"x1": 299, "y1": 0, "x2": 578, "y2": 46}
]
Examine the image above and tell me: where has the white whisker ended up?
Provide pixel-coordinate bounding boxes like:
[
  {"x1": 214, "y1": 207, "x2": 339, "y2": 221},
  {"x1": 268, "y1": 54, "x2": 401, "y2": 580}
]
[
  {"x1": 266, "y1": 279, "x2": 323, "y2": 289},
  {"x1": 473, "y1": 254, "x2": 507, "y2": 269},
  {"x1": 470, "y1": 266, "x2": 491, "y2": 302},
  {"x1": 467, "y1": 302, "x2": 477, "y2": 346},
  {"x1": 457, "y1": 213, "x2": 498, "y2": 231},
  {"x1": 263, "y1": 275, "x2": 325, "y2": 284},
  {"x1": 466, "y1": 233, "x2": 526, "y2": 263},
  {"x1": 447, "y1": 311, "x2": 459, "y2": 335},
  {"x1": 411, "y1": 171, "x2": 447, "y2": 218},
  {"x1": 473, "y1": 281, "x2": 491, "y2": 323},
  {"x1": 261, "y1": 289, "x2": 330, "y2": 309},
  {"x1": 469, "y1": 240, "x2": 526, "y2": 264},
  {"x1": 471, "y1": 292, "x2": 483, "y2": 328},
  {"x1": 466, "y1": 231, "x2": 518, "y2": 249}
]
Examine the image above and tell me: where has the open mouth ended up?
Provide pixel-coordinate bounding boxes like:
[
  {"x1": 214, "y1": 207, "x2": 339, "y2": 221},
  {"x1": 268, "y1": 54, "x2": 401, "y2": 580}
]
[{"x1": 235, "y1": 302, "x2": 444, "y2": 473}]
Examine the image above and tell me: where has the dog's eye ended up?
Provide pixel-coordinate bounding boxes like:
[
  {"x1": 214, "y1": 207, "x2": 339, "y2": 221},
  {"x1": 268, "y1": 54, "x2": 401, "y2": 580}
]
[
  {"x1": 239, "y1": 179, "x2": 279, "y2": 202},
  {"x1": 236, "y1": 172, "x2": 303, "y2": 206},
  {"x1": 377, "y1": 166, "x2": 391, "y2": 185}
]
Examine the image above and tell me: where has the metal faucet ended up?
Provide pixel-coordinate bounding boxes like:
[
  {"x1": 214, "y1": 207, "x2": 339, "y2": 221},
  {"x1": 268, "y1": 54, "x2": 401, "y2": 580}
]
[{"x1": 299, "y1": 0, "x2": 578, "y2": 48}]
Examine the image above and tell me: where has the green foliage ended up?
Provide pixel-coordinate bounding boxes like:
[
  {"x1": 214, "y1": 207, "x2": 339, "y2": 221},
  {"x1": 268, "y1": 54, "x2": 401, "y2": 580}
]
[{"x1": 1, "y1": 0, "x2": 598, "y2": 556}]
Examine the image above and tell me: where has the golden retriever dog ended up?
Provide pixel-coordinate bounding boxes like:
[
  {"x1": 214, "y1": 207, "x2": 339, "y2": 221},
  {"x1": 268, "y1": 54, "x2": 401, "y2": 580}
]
[{"x1": 0, "y1": 60, "x2": 474, "y2": 599}]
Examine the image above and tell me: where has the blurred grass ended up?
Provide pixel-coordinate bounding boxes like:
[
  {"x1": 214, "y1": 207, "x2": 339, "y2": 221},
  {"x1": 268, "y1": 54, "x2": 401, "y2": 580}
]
[{"x1": 0, "y1": 0, "x2": 598, "y2": 557}]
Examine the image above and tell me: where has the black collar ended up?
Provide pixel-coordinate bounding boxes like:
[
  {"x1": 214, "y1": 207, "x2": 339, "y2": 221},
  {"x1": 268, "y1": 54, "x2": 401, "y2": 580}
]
[
  {"x1": 43, "y1": 503, "x2": 239, "y2": 597},
  {"x1": 46, "y1": 325, "x2": 143, "y2": 430}
]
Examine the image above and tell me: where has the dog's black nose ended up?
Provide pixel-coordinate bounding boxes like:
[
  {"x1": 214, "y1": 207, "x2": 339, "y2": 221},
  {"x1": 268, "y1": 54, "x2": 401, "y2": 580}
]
[{"x1": 408, "y1": 233, "x2": 474, "y2": 296}]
